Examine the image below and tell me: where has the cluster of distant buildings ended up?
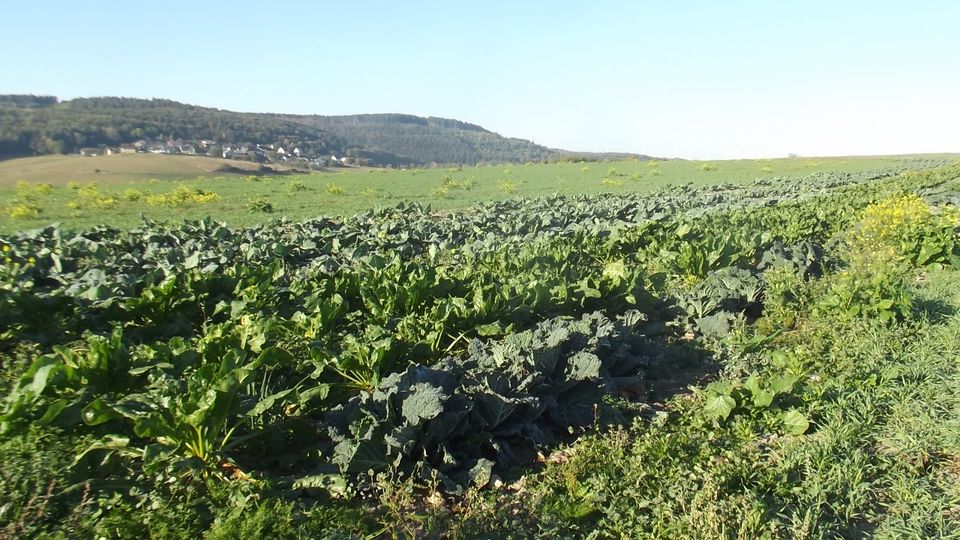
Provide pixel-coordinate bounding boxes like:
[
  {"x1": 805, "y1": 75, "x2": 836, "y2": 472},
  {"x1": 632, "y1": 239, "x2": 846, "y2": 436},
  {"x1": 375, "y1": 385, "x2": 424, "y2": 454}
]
[{"x1": 77, "y1": 139, "x2": 359, "y2": 168}]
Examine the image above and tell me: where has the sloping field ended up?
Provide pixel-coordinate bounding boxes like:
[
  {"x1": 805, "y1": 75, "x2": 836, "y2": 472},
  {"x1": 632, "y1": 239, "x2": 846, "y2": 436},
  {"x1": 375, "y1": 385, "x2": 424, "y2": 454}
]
[{"x1": 0, "y1": 153, "x2": 308, "y2": 186}]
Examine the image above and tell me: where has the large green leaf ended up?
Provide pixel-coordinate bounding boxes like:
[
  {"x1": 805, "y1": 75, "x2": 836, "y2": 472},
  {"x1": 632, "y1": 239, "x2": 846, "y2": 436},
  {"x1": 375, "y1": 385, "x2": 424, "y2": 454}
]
[
  {"x1": 769, "y1": 374, "x2": 799, "y2": 395},
  {"x1": 337, "y1": 433, "x2": 390, "y2": 474},
  {"x1": 247, "y1": 389, "x2": 295, "y2": 417},
  {"x1": 704, "y1": 394, "x2": 737, "y2": 420},
  {"x1": 782, "y1": 409, "x2": 810, "y2": 435},
  {"x1": 744, "y1": 376, "x2": 775, "y2": 409},
  {"x1": 81, "y1": 398, "x2": 119, "y2": 426},
  {"x1": 292, "y1": 474, "x2": 349, "y2": 498},
  {"x1": 468, "y1": 458, "x2": 494, "y2": 488},
  {"x1": 133, "y1": 413, "x2": 180, "y2": 440},
  {"x1": 401, "y1": 383, "x2": 446, "y2": 425}
]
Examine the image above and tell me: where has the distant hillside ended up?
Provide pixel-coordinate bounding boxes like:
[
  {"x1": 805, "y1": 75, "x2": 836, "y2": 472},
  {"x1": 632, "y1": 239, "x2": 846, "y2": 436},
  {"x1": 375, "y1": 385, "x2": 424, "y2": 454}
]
[
  {"x1": 0, "y1": 95, "x2": 58, "y2": 109},
  {"x1": 553, "y1": 151, "x2": 659, "y2": 162},
  {"x1": 0, "y1": 96, "x2": 345, "y2": 161},
  {"x1": 281, "y1": 113, "x2": 554, "y2": 165},
  {"x1": 0, "y1": 95, "x2": 624, "y2": 166}
]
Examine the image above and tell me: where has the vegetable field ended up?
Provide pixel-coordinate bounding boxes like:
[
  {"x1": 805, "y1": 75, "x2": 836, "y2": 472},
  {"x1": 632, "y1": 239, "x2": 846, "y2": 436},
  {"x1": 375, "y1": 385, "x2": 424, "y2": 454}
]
[{"x1": 2, "y1": 162, "x2": 960, "y2": 538}]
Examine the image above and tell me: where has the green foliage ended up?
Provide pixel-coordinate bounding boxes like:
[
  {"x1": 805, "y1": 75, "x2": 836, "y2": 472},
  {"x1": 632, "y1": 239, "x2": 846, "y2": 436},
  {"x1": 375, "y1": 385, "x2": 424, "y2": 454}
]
[
  {"x1": 431, "y1": 175, "x2": 478, "y2": 199},
  {"x1": 78, "y1": 346, "x2": 301, "y2": 480},
  {"x1": 6, "y1": 202, "x2": 41, "y2": 219},
  {"x1": 461, "y1": 267, "x2": 960, "y2": 538},
  {"x1": 145, "y1": 184, "x2": 220, "y2": 207},
  {"x1": 285, "y1": 180, "x2": 308, "y2": 193},
  {"x1": 16, "y1": 180, "x2": 53, "y2": 198},
  {"x1": 1, "y1": 329, "x2": 134, "y2": 434},
  {"x1": 327, "y1": 311, "x2": 653, "y2": 492},
  {"x1": 6, "y1": 181, "x2": 49, "y2": 218},
  {"x1": 814, "y1": 262, "x2": 913, "y2": 324},
  {"x1": 851, "y1": 193, "x2": 960, "y2": 267},
  {"x1": 1, "y1": 162, "x2": 959, "y2": 536},
  {"x1": 358, "y1": 186, "x2": 387, "y2": 198},
  {"x1": 123, "y1": 188, "x2": 144, "y2": 201},
  {"x1": 600, "y1": 177, "x2": 623, "y2": 187},
  {"x1": 674, "y1": 266, "x2": 764, "y2": 337},
  {"x1": 246, "y1": 196, "x2": 274, "y2": 213},
  {"x1": 700, "y1": 367, "x2": 808, "y2": 435}
]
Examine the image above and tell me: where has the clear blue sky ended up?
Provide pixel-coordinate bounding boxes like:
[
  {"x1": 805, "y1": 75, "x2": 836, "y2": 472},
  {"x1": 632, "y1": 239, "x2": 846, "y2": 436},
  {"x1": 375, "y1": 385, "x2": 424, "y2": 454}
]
[{"x1": 3, "y1": 1, "x2": 958, "y2": 159}]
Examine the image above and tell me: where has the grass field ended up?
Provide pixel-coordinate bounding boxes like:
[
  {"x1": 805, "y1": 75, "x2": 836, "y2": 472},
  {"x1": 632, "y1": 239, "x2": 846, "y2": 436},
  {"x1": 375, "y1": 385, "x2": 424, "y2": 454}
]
[
  {"x1": 0, "y1": 154, "x2": 317, "y2": 186},
  {"x1": 0, "y1": 154, "x2": 954, "y2": 233}
]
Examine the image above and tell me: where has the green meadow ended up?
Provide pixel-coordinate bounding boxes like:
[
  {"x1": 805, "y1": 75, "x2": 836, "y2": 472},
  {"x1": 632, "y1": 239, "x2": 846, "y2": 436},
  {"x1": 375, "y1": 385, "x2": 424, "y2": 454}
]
[{"x1": 1, "y1": 155, "x2": 952, "y2": 233}]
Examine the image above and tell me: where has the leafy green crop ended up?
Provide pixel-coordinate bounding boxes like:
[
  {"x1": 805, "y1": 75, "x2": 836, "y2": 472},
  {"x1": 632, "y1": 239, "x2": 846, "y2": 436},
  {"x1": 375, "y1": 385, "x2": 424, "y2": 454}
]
[
  {"x1": 326, "y1": 310, "x2": 654, "y2": 492},
  {"x1": 700, "y1": 355, "x2": 810, "y2": 435},
  {"x1": 0, "y1": 162, "x2": 958, "y2": 532}
]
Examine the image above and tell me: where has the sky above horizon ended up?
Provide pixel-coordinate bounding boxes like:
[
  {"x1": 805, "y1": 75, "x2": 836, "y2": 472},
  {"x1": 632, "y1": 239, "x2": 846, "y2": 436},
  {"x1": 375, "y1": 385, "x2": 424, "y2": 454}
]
[{"x1": 2, "y1": 1, "x2": 958, "y2": 159}]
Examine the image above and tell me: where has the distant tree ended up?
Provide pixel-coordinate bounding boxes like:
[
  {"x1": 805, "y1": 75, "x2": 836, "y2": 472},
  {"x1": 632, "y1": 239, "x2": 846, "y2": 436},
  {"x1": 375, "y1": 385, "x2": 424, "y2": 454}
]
[{"x1": 0, "y1": 95, "x2": 57, "y2": 109}]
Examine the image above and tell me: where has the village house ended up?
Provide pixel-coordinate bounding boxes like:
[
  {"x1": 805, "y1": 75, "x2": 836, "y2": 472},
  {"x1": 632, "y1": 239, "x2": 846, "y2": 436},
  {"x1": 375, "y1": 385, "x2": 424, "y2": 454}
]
[{"x1": 103, "y1": 137, "x2": 318, "y2": 164}]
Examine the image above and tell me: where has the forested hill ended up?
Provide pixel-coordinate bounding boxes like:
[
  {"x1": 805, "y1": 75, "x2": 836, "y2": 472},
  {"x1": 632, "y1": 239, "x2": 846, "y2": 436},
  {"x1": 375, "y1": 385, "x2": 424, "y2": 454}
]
[
  {"x1": 0, "y1": 95, "x2": 569, "y2": 165},
  {"x1": 279, "y1": 113, "x2": 553, "y2": 165},
  {"x1": 0, "y1": 96, "x2": 345, "y2": 161}
]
